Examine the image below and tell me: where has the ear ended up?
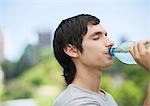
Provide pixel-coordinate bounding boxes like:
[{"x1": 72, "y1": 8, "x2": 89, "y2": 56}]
[{"x1": 64, "y1": 44, "x2": 79, "y2": 58}]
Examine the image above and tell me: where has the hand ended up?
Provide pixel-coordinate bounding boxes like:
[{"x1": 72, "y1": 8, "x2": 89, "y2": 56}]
[{"x1": 130, "y1": 40, "x2": 150, "y2": 72}]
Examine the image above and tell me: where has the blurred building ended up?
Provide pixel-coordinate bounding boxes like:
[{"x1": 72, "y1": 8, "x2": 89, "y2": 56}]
[
  {"x1": 0, "y1": 30, "x2": 4, "y2": 62},
  {"x1": 0, "y1": 30, "x2": 4, "y2": 89},
  {"x1": 38, "y1": 31, "x2": 51, "y2": 48},
  {"x1": 0, "y1": 66, "x2": 4, "y2": 87}
]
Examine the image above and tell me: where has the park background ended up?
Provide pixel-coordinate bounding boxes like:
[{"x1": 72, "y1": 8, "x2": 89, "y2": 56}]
[{"x1": 0, "y1": 0, "x2": 150, "y2": 106}]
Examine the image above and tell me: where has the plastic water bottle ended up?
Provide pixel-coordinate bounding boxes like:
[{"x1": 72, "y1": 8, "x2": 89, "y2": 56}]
[{"x1": 109, "y1": 41, "x2": 150, "y2": 64}]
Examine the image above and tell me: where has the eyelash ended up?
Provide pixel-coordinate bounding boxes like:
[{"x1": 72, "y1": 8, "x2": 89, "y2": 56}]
[
  {"x1": 92, "y1": 33, "x2": 107, "y2": 40},
  {"x1": 93, "y1": 36, "x2": 100, "y2": 40}
]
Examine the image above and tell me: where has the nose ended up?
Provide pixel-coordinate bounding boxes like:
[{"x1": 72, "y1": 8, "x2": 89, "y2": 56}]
[{"x1": 106, "y1": 37, "x2": 114, "y2": 48}]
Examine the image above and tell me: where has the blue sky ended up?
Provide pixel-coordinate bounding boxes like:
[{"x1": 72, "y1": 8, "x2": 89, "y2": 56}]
[{"x1": 0, "y1": 0, "x2": 150, "y2": 61}]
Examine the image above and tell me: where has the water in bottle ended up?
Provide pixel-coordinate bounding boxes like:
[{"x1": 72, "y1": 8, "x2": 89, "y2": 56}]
[{"x1": 109, "y1": 41, "x2": 150, "y2": 64}]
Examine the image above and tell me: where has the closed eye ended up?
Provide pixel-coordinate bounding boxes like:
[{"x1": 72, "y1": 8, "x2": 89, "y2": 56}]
[
  {"x1": 90, "y1": 31, "x2": 107, "y2": 40},
  {"x1": 93, "y1": 35, "x2": 100, "y2": 40}
]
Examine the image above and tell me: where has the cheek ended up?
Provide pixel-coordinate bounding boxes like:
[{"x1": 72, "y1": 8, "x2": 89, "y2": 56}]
[
  {"x1": 82, "y1": 47, "x2": 104, "y2": 64},
  {"x1": 82, "y1": 43, "x2": 104, "y2": 59},
  {"x1": 82, "y1": 41, "x2": 106, "y2": 59}
]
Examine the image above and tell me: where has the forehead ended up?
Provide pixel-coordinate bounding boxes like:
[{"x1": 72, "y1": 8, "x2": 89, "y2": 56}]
[{"x1": 86, "y1": 24, "x2": 106, "y2": 37}]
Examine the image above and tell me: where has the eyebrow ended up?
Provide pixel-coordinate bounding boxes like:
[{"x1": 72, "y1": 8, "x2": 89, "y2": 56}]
[{"x1": 89, "y1": 31, "x2": 107, "y2": 37}]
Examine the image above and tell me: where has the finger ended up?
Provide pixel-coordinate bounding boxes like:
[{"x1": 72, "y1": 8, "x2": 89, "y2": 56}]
[
  {"x1": 141, "y1": 40, "x2": 150, "y2": 48},
  {"x1": 133, "y1": 42, "x2": 140, "y2": 59},
  {"x1": 144, "y1": 40, "x2": 150, "y2": 49},
  {"x1": 148, "y1": 46, "x2": 150, "y2": 51},
  {"x1": 144, "y1": 40, "x2": 150, "y2": 44},
  {"x1": 138, "y1": 41, "x2": 147, "y2": 56},
  {"x1": 130, "y1": 42, "x2": 135, "y2": 57}
]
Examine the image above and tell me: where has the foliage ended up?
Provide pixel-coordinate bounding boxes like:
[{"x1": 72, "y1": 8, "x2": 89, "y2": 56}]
[
  {"x1": 116, "y1": 81, "x2": 143, "y2": 106},
  {"x1": 102, "y1": 59, "x2": 149, "y2": 106},
  {"x1": 1, "y1": 79, "x2": 33, "y2": 101},
  {"x1": 0, "y1": 86, "x2": 4, "y2": 100},
  {"x1": 101, "y1": 74, "x2": 144, "y2": 106},
  {"x1": 33, "y1": 85, "x2": 63, "y2": 106},
  {"x1": 0, "y1": 47, "x2": 65, "y2": 106},
  {"x1": 1, "y1": 44, "x2": 51, "y2": 81},
  {"x1": 1, "y1": 60, "x2": 16, "y2": 79},
  {"x1": 1, "y1": 46, "x2": 149, "y2": 106}
]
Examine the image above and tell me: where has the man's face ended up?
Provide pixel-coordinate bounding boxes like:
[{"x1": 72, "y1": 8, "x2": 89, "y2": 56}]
[{"x1": 78, "y1": 24, "x2": 114, "y2": 70}]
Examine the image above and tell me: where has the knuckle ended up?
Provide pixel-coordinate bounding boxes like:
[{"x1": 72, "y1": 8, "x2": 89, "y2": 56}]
[
  {"x1": 134, "y1": 56, "x2": 140, "y2": 60},
  {"x1": 140, "y1": 51, "x2": 147, "y2": 57}
]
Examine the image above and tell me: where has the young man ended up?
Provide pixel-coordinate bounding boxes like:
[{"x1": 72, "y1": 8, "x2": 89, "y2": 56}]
[
  {"x1": 53, "y1": 14, "x2": 150, "y2": 106},
  {"x1": 53, "y1": 14, "x2": 117, "y2": 106}
]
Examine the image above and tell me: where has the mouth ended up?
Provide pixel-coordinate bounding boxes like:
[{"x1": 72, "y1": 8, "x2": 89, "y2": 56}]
[{"x1": 105, "y1": 53, "x2": 112, "y2": 59}]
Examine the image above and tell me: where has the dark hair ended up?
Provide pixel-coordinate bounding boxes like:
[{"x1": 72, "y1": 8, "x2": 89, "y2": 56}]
[{"x1": 53, "y1": 14, "x2": 100, "y2": 85}]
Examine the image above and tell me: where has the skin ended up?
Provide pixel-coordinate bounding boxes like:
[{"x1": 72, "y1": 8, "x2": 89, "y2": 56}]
[
  {"x1": 64, "y1": 24, "x2": 114, "y2": 94},
  {"x1": 64, "y1": 24, "x2": 150, "y2": 105},
  {"x1": 130, "y1": 40, "x2": 150, "y2": 72}
]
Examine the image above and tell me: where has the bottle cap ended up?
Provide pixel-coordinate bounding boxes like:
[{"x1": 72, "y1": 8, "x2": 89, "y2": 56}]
[{"x1": 109, "y1": 48, "x2": 115, "y2": 57}]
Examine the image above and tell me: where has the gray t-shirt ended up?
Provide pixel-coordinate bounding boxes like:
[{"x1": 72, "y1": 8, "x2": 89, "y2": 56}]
[{"x1": 53, "y1": 84, "x2": 118, "y2": 106}]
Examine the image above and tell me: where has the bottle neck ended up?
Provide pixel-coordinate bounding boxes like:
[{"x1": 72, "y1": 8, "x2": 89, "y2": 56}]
[
  {"x1": 109, "y1": 47, "x2": 129, "y2": 57},
  {"x1": 113, "y1": 48, "x2": 129, "y2": 53}
]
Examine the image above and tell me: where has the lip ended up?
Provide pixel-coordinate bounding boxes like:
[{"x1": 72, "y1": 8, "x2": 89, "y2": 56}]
[{"x1": 105, "y1": 53, "x2": 112, "y2": 59}]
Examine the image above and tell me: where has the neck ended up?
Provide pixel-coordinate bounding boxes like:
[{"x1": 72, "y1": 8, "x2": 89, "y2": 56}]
[{"x1": 72, "y1": 67, "x2": 102, "y2": 93}]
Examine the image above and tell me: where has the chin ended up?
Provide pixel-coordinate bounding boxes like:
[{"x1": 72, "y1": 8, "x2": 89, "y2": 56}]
[
  {"x1": 102, "y1": 61, "x2": 113, "y2": 70},
  {"x1": 104, "y1": 65, "x2": 112, "y2": 70}
]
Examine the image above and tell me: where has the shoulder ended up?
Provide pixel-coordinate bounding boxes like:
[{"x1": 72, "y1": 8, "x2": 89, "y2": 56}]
[
  {"x1": 101, "y1": 90, "x2": 118, "y2": 106},
  {"x1": 53, "y1": 85, "x2": 99, "y2": 106},
  {"x1": 54, "y1": 94, "x2": 99, "y2": 106},
  {"x1": 53, "y1": 85, "x2": 118, "y2": 106}
]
